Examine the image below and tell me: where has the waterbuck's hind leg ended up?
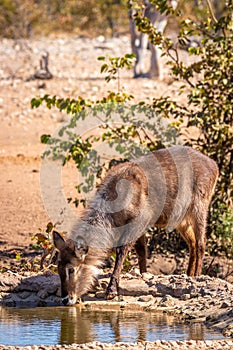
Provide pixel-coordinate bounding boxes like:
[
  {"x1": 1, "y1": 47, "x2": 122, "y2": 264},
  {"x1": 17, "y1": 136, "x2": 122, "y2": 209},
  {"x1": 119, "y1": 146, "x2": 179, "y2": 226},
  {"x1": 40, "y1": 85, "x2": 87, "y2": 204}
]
[
  {"x1": 195, "y1": 233, "x2": 206, "y2": 276},
  {"x1": 106, "y1": 244, "x2": 131, "y2": 300},
  {"x1": 193, "y1": 211, "x2": 207, "y2": 276},
  {"x1": 177, "y1": 208, "x2": 207, "y2": 277},
  {"x1": 134, "y1": 235, "x2": 147, "y2": 274},
  {"x1": 177, "y1": 220, "x2": 197, "y2": 276}
]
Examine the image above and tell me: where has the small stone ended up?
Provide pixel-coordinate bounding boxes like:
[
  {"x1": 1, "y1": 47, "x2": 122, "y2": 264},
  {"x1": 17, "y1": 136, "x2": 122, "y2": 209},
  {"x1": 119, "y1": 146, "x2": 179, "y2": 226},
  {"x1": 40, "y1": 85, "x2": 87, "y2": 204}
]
[
  {"x1": 158, "y1": 295, "x2": 175, "y2": 307},
  {"x1": 141, "y1": 272, "x2": 154, "y2": 281},
  {"x1": 221, "y1": 301, "x2": 231, "y2": 308},
  {"x1": 180, "y1": 294, "x2": 190, "y2": 301},
  {"x1": 137, "y1": 295, "x2": 154, "y2": 302},
  {"x1": 95, "y1": 291, "x2": 105, "y2": 299}
]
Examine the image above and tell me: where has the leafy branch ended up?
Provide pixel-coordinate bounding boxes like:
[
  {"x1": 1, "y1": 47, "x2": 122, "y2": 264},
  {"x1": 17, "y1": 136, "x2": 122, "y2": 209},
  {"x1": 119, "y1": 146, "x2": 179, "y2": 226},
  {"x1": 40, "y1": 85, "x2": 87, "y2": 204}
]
[{"x1": 98, "y1": 53, "x2": 136, "y2": 91}]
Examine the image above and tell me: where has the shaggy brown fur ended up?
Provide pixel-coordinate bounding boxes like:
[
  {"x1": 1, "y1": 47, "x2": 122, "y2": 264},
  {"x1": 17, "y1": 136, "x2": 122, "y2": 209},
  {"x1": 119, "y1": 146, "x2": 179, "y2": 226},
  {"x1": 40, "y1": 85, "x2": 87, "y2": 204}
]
[{"x1": 53, "y1": 146, "x2": 218, "y2": 304}]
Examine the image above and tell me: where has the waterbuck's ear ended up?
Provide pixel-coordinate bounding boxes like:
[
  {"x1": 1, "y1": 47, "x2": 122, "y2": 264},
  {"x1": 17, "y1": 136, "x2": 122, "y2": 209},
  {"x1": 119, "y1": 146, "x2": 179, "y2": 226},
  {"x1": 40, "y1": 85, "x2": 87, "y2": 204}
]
[
  {"x1": 53, "y1": 230, "x2": 66, "y2": 251},
  {"x1": 74, "y1": 236, "x2": 88, "y2": 261}
]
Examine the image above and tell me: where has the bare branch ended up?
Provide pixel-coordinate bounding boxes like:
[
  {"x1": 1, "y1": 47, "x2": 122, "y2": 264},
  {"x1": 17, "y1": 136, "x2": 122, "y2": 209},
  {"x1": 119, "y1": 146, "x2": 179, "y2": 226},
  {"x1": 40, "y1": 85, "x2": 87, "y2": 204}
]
[{"x1": 206, "y1": 0, "x2": 218, "y2": 23}]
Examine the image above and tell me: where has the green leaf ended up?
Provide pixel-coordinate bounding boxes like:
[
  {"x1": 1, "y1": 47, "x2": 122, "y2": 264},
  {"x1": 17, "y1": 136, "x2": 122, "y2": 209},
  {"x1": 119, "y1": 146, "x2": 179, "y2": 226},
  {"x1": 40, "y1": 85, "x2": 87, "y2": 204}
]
[
  {"x1": 100, "y1": 64, "x2": 109, "y2": 73},
  {"x1": 31, "y1": 98, "x2": 42, "y2": 108},
  {"x1": 40, "y1": 134, "x2": 51, "y2": 144},
  {"x1": 46, "y1": 222, "x2": 54, "y2": 233}
]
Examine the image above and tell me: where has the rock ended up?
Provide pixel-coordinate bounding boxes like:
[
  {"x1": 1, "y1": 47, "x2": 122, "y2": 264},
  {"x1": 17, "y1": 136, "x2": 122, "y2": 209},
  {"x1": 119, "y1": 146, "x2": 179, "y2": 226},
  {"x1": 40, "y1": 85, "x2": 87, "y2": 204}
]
[
  {"x1": 95, "y1": 291, "x2": 105, "y2": 299},
  {"x1": 17, "y1": 291, "x2": 31, "y2": 299},
  {"x1": 37, "y1": 289, "x2": 49, "y2": 299},
  {"x1": 0, "y1": 271, "x2": 60, "y2": 306},
  {"x1": 137, "y1": 295, "x2": 154, "y2": 302},
  {"x1": 148, "y1": 256, "x2": 176, "y2": 275},
  {"x1": 119, "y1": 278, "x2": 150, "y2": 296},
  {"x1": 141, "y1": 272, "x2": 154, "y2": 281},
  {"x1": 221, "y1": 301, "x2": 231, "y2": 308},
  {"x1": 15, "y1": 273, "x2": 60, "y2": 293},
  {"x1": 0, "y1": 272, "x2": 22, "y2": 292},
  {"x1": 223, "y1": 324, "x2": 233, "y2": 337},
  {"x1": 158, "y1": 295, "x2": 175, "y2": 307}
]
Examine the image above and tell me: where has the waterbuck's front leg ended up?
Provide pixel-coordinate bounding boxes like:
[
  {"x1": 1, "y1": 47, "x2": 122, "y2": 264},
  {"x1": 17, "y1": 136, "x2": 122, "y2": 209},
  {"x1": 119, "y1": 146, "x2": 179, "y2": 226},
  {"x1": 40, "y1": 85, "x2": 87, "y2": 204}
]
[{"x1": 106, "y1": 244, "x2": 131, "y2": 300}]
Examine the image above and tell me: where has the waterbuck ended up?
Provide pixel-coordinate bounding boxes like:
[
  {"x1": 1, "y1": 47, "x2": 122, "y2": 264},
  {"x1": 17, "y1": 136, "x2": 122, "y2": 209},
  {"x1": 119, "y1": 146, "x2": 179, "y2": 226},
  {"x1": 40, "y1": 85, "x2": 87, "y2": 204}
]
[
  {"x1": 130, "y1": 0, "x2": 178, "y2": 78},
  {"x1": 53, "y1": 146, "x2": 218, "y2": 305}
]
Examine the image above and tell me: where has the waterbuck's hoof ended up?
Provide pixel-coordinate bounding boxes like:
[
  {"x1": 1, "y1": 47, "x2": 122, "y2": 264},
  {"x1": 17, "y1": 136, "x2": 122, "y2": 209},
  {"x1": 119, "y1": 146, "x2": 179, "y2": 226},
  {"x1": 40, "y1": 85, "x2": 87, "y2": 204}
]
[
  {"x1": 105, "y1": 284, "x2": 119, "y2": 300},
  {"x1": 105, "y1": 290, "x2": 118, "y2": 300},
  {"x1": 105, "y1": 277, "x2": 119, "y2": 300}
]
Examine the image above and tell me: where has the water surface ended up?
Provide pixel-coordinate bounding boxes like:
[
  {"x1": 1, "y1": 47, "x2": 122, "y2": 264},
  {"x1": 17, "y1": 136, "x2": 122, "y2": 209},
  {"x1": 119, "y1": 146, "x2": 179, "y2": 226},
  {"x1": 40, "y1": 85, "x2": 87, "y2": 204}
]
[{"x1": 0, "y1": 306, "x2": 224, "y2": 346}]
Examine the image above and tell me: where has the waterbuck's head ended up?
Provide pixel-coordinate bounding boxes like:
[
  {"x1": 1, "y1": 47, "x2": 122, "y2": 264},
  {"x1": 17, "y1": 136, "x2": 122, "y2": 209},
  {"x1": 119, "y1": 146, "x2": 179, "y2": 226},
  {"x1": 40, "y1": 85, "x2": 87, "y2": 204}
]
[{"x1": 53, "y1": 231, "x2": 89, "y2": 306}]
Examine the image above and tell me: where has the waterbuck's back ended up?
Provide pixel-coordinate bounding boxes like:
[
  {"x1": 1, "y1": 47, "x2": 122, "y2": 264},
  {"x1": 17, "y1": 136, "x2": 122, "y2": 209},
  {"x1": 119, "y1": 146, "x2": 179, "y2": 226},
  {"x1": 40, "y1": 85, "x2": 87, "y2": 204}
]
[{"x1": 135, "y1": 146, "x2": 218, "y2": 229}]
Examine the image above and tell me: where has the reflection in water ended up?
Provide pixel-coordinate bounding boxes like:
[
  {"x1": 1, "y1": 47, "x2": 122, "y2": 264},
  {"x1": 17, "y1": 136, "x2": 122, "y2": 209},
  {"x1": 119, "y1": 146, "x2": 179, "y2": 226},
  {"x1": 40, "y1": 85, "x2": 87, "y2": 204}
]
[{"x1": 0, "y1": 306, "x2": 224, "y2": 346}]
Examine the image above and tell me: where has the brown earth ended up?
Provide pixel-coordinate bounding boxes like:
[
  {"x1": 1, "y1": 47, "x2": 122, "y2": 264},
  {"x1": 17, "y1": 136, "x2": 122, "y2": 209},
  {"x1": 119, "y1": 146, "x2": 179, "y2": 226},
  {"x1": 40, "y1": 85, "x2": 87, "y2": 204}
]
[{"x1": 0, "y1": 35, "x2": 232, "y2": 279}]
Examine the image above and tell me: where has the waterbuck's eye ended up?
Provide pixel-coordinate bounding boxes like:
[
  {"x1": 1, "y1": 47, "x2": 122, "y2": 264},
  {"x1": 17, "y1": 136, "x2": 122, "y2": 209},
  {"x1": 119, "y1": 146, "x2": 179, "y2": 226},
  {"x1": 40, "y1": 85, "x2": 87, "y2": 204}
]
[{"x1": 68, "y1": 267, "x2": 75, "y2": 275}]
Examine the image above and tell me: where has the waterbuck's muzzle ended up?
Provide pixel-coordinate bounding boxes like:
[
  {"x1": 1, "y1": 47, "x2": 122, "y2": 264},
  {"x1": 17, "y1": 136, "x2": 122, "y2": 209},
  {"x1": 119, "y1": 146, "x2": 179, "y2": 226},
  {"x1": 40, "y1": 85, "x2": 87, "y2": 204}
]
[
  {"x1": 62, "y1": 295, "x2": 79, "y2": 306},
  {"x1": 62, "y1": 296, "x2": 69, "y2": 306}
]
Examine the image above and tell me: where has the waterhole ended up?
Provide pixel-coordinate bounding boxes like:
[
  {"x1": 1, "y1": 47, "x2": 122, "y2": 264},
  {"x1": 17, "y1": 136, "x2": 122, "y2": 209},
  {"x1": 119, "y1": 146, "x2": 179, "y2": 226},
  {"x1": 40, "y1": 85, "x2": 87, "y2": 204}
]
[{"x1": 0, "y1": 306, "x2": 224, "y2": 346}]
